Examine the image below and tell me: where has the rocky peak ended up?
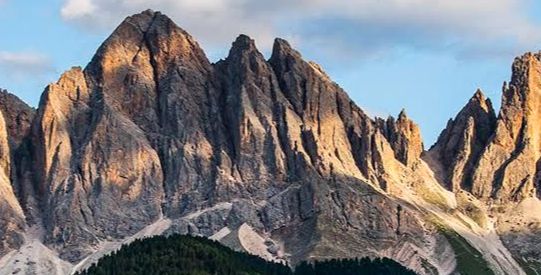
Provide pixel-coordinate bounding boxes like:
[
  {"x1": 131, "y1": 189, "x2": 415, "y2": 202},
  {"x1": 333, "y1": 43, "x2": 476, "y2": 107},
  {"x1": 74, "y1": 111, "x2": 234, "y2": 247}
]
[
  {"x1": 427, "y1": 89, "x2": 496, "y2": 191},
  {"x1": 83, "y1": 9, "x2": 213, "y2": 133},
  {"x1": 428, "y1": 51, "x2": 541, "y2": 201},
  {"x1": 271, "y1": 38, "x2": 300, "y2": 60},
  {"x1": 126, "y1": 9, "x2": 157, "y2": 32},
  {"x1": 230, "y1": 34, "x2": 258, "y2": 54},
  {"x1": 268, "y1": 38, "x2": 308, "y2": 115},
  {"x1": 269, "y1": 36, "x2": 425, "y2": 182},
  {"x1": 379, "y1": 109, "x2": 423, "y2": 167},
  {"x1": 397, "y1": 109, "x2": 408, "y2": 121},
  {"x1": 498, "y1": 52, "x2": 541, "y2": 142},
  {"x1": 472, "y1": 88, "x2": 485, "y2": 101},
  {"x1": 221, "y1": 35, "x2": 269, "y2": 79},
  {"x1": 86, "y1": 8, "x2": 211, "y2": 84},
  {"x1": 468, "y1": 52, "x2": 541, "y2": 201},
  {"x1": 0, "y1": 89, "x2": 35, "y2": 147}
]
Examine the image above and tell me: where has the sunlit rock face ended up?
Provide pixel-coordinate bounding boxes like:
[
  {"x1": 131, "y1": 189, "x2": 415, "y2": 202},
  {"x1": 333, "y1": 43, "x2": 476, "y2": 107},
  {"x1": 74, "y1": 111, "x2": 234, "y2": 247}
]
[
  {"x1": 2, "y1": 9, "x2": 541, "y2": 275},
  {"x1": 0, "y1": 103, "x2": 26, "y2": 258},
  {"x1": 469, "y1": 53, "x2": 541, "y2": 202},
  {"x1": 427, "y1": 52, "x2": 541, "y2": 271},
  {"x1": 426, "y1": 89, "x2": 497, "y2": 192},
  {"x1": 1, "y1": 10, "x2": 437, "y2": 272},
  {"x1": 377, "y1": 109, "x2": 424, "y2": 167},
  {"x1": 429, "y1": 53, "x2": 541, "y2": 202}
]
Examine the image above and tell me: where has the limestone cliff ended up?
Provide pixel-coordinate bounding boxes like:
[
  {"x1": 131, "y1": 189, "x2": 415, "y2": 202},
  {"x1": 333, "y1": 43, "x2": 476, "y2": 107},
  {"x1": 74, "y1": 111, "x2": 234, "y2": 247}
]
[
  {"x1": 21, "y1": 10, "x2": 439, "y2": 271},
  {"x1": 471, "y1": 53, "x2": 541, "y2": 202},
  {"x1": 426, "y1": 90, "x2": 496, "y2": 191},
  {"x1": 1, "y1": 9, "x2": 541, "y2": 275},
  {"x1": 378, "y1": 109, "x2": 424, "y2": 167},
  {"x1": 0, "y1": 105, "x2": 26, "y2": 257}
]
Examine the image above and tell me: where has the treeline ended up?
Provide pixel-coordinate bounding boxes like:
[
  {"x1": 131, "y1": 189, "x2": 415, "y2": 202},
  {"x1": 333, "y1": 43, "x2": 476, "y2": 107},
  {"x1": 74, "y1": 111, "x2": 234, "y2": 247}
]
[
  {"x1": 295, "y1": 258, "x2": 418, "y2": 275},
  {"x1": 74, "y1": 234, "x2": 417, "y2": 275}
]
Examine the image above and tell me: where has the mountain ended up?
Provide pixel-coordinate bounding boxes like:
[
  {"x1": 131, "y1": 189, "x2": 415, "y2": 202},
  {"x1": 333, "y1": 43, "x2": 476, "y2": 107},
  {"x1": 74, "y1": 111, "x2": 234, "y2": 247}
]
[
  {"x1": 74, "y1": 234, "x2": 416, "y2": 275},
  {"x1": 426, "y1": 53, "x2": 541, "y2": 272},
  {"x1": 0, "y1": 9, "x2": 540, "y2": 275}
]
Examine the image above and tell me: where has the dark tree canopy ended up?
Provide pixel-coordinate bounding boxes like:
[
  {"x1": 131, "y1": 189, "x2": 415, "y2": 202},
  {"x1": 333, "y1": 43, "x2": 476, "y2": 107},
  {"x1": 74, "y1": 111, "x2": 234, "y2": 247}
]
[{"x1": 74, "y1": 234, "x2": 417, "y2": 275}]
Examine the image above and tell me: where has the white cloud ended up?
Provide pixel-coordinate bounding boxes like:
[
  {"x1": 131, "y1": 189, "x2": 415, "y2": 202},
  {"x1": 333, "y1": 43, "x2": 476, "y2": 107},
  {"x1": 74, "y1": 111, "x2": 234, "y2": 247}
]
[
  {"x1": 61, "y1": 0, "x2": 97, "y2": 19},
  {"x1": 58, "y1": 0, "x2": 541, "y2": 61},
  {"x1": 0, "y1": 51, "x2": 54, "y2": 81}
]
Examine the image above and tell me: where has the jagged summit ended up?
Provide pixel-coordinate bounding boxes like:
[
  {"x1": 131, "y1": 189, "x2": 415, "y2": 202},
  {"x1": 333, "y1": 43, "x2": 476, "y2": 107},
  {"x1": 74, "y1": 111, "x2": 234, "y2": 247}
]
[
  {"x1": 231, "y1": 34, "x2": 257, "y2": 50},
  {"x1": 427, "y1": 89, "x2": 496, "y2": 191},
  {"x1": 5, "y1": 9, "x2": 432, "y2": 267},
  {"x1": 397, "y1": 108, "x2": 408, "y2": 120},
  {"x1": 224, "y1": 34, "x2": 266, "y2": 67},
  {"x1": 471, "y1": 88, "x2": 486, "y2": 101},
  {"x1": 270, "y1": 37, "x2": 300, "y2": 60},
  {"x1": 0, "y1": 89, "x2": 35, "y2": 146},
  {"x1": 377, "y1": 109, "x2": 423, "y2": 166}
]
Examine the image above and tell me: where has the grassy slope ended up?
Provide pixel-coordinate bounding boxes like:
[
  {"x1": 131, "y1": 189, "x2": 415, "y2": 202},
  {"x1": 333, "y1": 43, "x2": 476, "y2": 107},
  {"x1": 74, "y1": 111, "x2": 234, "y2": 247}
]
[{"x1": 430, "y1": 218, "x2": 495, "y2": 275}]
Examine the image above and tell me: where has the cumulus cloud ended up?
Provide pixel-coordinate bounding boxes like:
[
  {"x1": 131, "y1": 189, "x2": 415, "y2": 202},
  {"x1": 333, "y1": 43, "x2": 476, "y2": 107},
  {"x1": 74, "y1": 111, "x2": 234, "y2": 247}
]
[
  {"x1": 0, "y1": 51, "x2": 54, "y2": 81},
  {"x1": 61, "y1": 0, "x2": 97, "y2": 19},
  {"x1": 59, "y1": 0, "x2": 541, "y2": 61}
]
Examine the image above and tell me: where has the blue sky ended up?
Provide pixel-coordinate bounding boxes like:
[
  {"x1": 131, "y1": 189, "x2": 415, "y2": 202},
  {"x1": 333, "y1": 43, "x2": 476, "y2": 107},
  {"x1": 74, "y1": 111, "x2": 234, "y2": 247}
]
[{"x1": 1, "y1": 0, "x2": 541, "y2": 145}]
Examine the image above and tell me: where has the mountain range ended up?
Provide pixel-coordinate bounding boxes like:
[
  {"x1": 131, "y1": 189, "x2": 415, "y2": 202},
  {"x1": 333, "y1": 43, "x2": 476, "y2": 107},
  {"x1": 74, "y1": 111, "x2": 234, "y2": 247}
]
[{"x1": 0, "y1": 9, "x2": 540, "y2": 275}]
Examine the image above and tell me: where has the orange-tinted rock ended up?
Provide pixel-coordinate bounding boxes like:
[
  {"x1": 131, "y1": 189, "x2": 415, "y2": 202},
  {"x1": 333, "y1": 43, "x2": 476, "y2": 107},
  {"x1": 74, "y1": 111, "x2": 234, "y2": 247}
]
[
  {"x1": 427, "y1": 89, "x2": 496, "y2": 191},
  {"x1": 0, "y1": 106, "x2": 25, "y2": 257},
  {"x1": 471, "y1": 53, "x2": 541, "y2": 201},
  {"x1": 380, "y1": 109, "x2": 424, "y2": 167}
]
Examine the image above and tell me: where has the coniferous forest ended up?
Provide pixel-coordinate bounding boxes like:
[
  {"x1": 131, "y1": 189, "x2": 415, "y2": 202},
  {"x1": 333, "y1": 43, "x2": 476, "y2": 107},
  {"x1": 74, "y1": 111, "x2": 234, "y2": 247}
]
[{"x1": 74, "y1": 234, "x2": 417, "y2": 275}]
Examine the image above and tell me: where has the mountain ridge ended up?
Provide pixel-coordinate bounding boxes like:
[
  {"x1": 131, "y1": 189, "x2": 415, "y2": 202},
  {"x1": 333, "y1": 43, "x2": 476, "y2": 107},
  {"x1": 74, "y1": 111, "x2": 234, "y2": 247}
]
[{"x1": 0, "y1": 9, "x2": 539, "y2": 275}]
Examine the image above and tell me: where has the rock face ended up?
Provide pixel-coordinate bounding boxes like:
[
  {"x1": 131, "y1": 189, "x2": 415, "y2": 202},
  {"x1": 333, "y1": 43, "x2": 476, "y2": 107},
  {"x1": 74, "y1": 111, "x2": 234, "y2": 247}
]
[
  {"x1": 429, "y1": 53, "x2": 541, "y2": 202},
  {"x1": 1, "y1": 9, "x2": 541, "y2": 275},
  {"x1": 0, "y1": 104, "x2": 26, "y2": 257},
  {"x1": 0, "y1": 89, "x2": 35, "y2": 147},
  {"x1": 2, "y1": 10, "x2": 439, "y2": 272},
  {"x1": 427, "y1": 90, "x2": 497, "y2": 191},
  {"x1": 471, "y1": 53, "x2": 541, "y2": 202},
  {"x1": 427, "y1": 53, "x2": 541, "y2": 270},
  {"x1": 378, "y1": 110, "x2": 424, "y2": 167}
]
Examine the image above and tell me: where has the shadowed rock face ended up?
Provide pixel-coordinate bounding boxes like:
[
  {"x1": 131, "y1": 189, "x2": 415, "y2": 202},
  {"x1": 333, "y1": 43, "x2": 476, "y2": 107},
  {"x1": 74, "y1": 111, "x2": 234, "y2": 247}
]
[
  {"x1": 0, "y1": 89, "x2": 35, "y2": 148},
  {"x1": 0, "y1": 104, "x2": 26, "y2": 258},
  {"x1": 2, "y1": 9, "x2": 541, "y2": 275}
]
